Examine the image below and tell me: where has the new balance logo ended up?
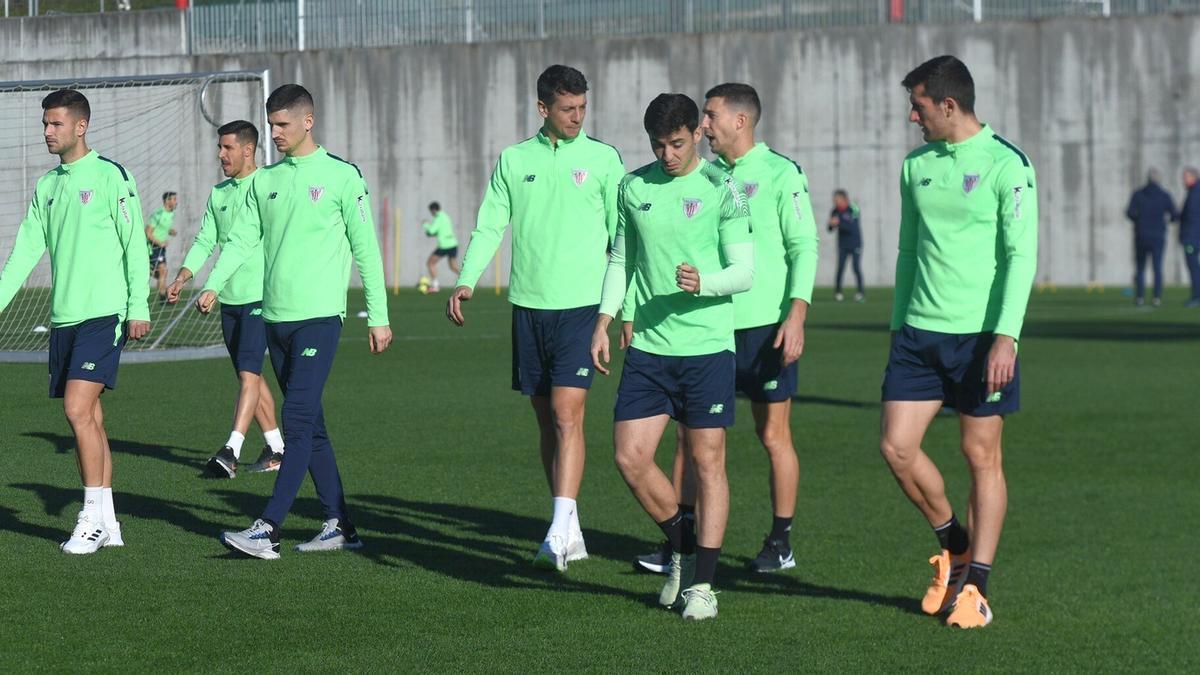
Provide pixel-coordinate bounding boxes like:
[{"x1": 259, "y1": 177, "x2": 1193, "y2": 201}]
[
  {"x1": 986, "y1": 392, "x2": 1003, "y2": 403},
  {"x1": 250, "y1": 308, "x2": 263, "y2": 316},
  {"x1": 220, "y1": 206, "x2": 228, "y2": 212},
  {"x1": 919, "y1": 178, "x2": 932, "y2": 187},
  {"x1": 301, "y1": 348, "x2": 318, "y2": 357},
  {"x1": 708, "y1": 404, "x2": 724, "y2": 414},
  {"x1": 269, "y1": 192, "x2": 279, "y2": 199},
  {"x1": 639, "y1": 203, "x2": 652, "y2": 211},
  {"x1": 524, "y1": 175, "x2": 536, "y2": 182},
  {"x1": 576, "y1": 368, "x2": 589, "y2": 377},
  {"x1": 80, "y1": 362, "x2": 96, "y2": 371},
  {"x1": 764, "y1": 380, "x2": 778, "y2": 391}
]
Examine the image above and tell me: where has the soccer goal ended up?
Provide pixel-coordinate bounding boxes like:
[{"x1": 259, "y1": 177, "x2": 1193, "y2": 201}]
[{"x1": 0, "y1": 69, "x2": 272, "y2": 363}]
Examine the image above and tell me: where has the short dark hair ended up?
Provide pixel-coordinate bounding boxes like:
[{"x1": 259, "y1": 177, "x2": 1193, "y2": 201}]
[
  {"x1": 643, "y1": 93, "x2": 699, "y2": 138},
  {"x1": 41, "y1": 89, "x2": 91, "y2": 121},
  {"x1": 162, "y1": 191, "x2": 176, "y2": 202},
  {"x1": 266, "y1": 84, "x2": 314, "y2": 114},
  {"x1": 217, "y1": 119, "x2": 259, "y2": 148},
  {"x1": 428, "y1": 202, "x2": 440, "y2": 212},
  {"x1": 536, "y1": 65, "x2": 588, "y2": 106},
  {"x1": 834, "y1": 189, "x2": 849, "y2": 200},
  {"x1": 704, "y1": 82, "x2": 761, "y2": 125},
  {"x1": 901, "y1": 55, "x2": 975, "y2": 114}
]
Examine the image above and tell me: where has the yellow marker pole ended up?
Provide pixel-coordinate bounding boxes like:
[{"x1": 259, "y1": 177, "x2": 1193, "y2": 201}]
[{"x1": 392, "y1": 207, "x2": 402, "y2": 295}]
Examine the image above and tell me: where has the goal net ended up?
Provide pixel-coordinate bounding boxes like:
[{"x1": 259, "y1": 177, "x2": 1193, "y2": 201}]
[{"x1": 0, "y1": 70, "x2": 271, "y2": 362}]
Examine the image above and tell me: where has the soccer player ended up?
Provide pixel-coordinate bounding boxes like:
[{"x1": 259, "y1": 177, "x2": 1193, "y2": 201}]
[
  {"x1": 829, "y1": 189, "x2": 865, "y2": 302},
  {"x1": 881, "y1": 56, "x2": 1037, "y2": 628},
  {"x1": 197, "y1": 84, "x2": 392, "y2": 559},
  {"x1": 421, "y1": 201, "x2": 459, "y2": 293},
  {"x1": 591, "y1": 93, "x2": 754, "y2": 620},
  {"x1": 146, "y1": 191, "x2": 178, "y2": 301},
  {"x1": 1178, "y1": 167, "x2": 1200, "y2": 306},
  {"x1": 165, "y1": 120, "x2": 286, "y2": 478},
  {"x1": 445, "y1": 65, "x2": 625, "y2": 571},
  {"x1": 0, "y1": 89, "x2": 152, "y2": 553}
]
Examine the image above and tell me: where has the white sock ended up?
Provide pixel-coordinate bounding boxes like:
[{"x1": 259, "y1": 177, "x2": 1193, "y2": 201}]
[
  {"x1": 83, "y1": 486, "x2": 103, "y2": 523},
  {"x1": 263, "y1": 428, "x2": 284, "y2": 454},
  {"x1": 226, "y1": 430, "x2": 246, "y2": 459},
  {"x1": 570, "y1": 505, "x2": 582, "y2": 535},
  {"x1": 101, "y1": 487, "x2": 118, "y2": 529},
  {"x1": 547, "y1": 497, "x2": 576, "y2": 541}
]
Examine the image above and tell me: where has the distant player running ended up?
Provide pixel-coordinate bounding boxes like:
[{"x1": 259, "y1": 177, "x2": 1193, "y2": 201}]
[
  {"x1": 0, "y1": 89, "x2": 152, "y2": 554},
  {"x1": 146, "y1": 191, "x2": 177, "y2": 301},
  {"x1": 881, "y1": 56, "x2": 1037, "y2": 628},
  {"x1": 199, "y1": 84, "x2": 393, "y2": 559},
  {"x1": 592, "y1": 93, "x2": 754, "y2": 620},
  {"x1": 421, "y1": 201, "x2": 459, "y2": 293},
  {"x1": 166, "y1": 120, "x2": 286, "y2": 477},
  {"x1": 446, "y1": 65, "x2": 625, "y2": 571}
]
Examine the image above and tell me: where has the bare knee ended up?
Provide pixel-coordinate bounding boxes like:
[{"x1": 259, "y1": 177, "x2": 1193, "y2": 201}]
[
  {"x1": 961, "y1": 440, "x2": 1002, "y2": 473},
  {"x1": 880, "y1": 436, "x2": 918, "y2": 469},
  {"x1": 64, "y1": 398, "x2": 97, "y2": 430},
  {"x1": 758, "y1": 424, "x2": 793, "y2": 457},
  {"x1": 613, "y1": 447, "x2": 648, "y2": 480}
]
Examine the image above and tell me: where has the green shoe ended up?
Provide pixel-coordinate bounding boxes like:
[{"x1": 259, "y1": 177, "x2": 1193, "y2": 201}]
[
  {"x1": 658, "y1": 552, "x2": 695, "y2": 608},
  {"x1": 680, "y1": 583, "x2": 719, "y2": 621}
]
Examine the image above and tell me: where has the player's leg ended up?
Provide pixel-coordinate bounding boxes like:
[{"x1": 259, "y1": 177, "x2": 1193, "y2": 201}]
[
  {"x1": 1134, "y1": 242, "x2": 1148, "y2": 304},
  {"x1": 448, "y1": 252, "x2": 461, "y2": 274},
  {"x1": 425, "y1": 253, "x2": 441, "y2": 292},
  {"x1": 544, "y1": 386, "x2": 587, "y2": 538},
  {"x1": 244, "y1": 378, "x2": 286, "y2": 472},
  {"x1": 62, "y1": 380, "x2": 111, "y2": 553},
  {"x1": 208, "y1": 304, "x2": 252, "y2": 476},
  {"x1": 232, "y1": 301, "x2": 285, "y2": 473},
  {"x1": 634, "y1": 424, "x2": 693, "y2": 574},
  {"x1": 92, "y1": 397, "x2": 124, "y2": 547},
  {"x1": 852, "y1": 248, "x2": 865, "y2": 300},
  {"x1": 295, "y1": 405, "x2": 363, "y2": 552},
  {"x1": 746, "y1": 399, "x2": 799, "y2": 572},
  {"x1": 530, "y1": 395, "x2": 557, "y2": 490},
  {"x1": 1151, "y1": 241, "x2": 1165, "y2": 305},
  {"x1": 1186, "y1": 244, "x2": 1200, "y2": 305},
  {"x1": 835, "y1": 248, "x2": 848, "y2": 301}
]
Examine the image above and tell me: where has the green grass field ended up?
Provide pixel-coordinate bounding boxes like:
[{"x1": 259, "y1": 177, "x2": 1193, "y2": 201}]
[{"x1": 1, "y1": 288, "x2": 1196, "y2": 672}]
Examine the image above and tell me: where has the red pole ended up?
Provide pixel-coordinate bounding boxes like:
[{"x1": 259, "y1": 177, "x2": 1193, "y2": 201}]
[
  {"x1": 890, "y1": 0, "x2": 904, "y2": 22},
  {"x1": 176, "y1": 0, "x2": 189, "y2": 9}
]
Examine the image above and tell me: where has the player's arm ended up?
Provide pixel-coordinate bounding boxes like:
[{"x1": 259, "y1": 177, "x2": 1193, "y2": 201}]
[
  {"x1": 112, "y1": 174, "x2": 152, "y2": 336},
  {"x1": 773, "y1": 166, "x2": 818, "y2": 364},
  {"x1": 1125, "y1": 192, "x2": 1140, "y2": 222},
  {"x1": 891, "y1": 159, "x2": 920, "y2": 333},
  {"x1": 199, "y1": 186, "x2": 261, "y2": 311},
  {"x1": 341, "y1": 173, "x2": 393, "y2": 354},
  {"x1": 678, "y1": 181, "x2": 754, "y2": 296},
  {"x1": 603, "y1": 149, "x2": 625, "y2": 246},
  {"x1": 593, "y1": 180, "x2": 636, "y2": 374},
  {"x1": 0, "y1": 188, "x2": 49, "y2": 314},
  {"x1": 170, "y1": 195, "x2": 219, "y2": 302},
  {"x1": 448, "y1": 155, "x2": 511, "y2": 325},
  {"x1": 987, "y1": 159, "x2": 1039, "y2": 394}
]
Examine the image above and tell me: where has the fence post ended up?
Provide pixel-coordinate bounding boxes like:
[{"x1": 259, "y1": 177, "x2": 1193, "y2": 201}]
[
  {"x1": 973, "y1": 0, "x2": 982, "y2": 22},
  {"x1": 298, "y1": 0, "x2": 306, "y2": 51}
]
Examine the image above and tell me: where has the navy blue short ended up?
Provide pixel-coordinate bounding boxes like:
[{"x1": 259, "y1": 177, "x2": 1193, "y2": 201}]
[
  {"x1": 48, "y1": 314, "x2": 126, "y2": 399},
  {"x1": 881, "y1": 324, "x2": 1020, "y2": 416},
  {"x1": 220, "y1": 301, "x2": 268, "y2": 375},
  {"x1": 433, "y1": 246, "x2": 458, "y2": 258},
  {"x1": 149, "y1": 246, "x2": 167, "y2": 270},
  {"x1": 735, "y1": 324, "x2": 798, "y2": 403},
  {"x1": 511, "y1": 304, "x2": 597, "y2": 397},
  {"x1": 615, "y1": 347, "x2": 736, "y2": 428}
]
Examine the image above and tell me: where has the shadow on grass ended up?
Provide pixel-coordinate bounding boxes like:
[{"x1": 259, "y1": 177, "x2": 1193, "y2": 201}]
[
  {"x1": 792, "y1": 394, "x2": 877, "y2": 409},
  {"x1": 21, "y1": 431, "x2": 206, "y2": 470}
]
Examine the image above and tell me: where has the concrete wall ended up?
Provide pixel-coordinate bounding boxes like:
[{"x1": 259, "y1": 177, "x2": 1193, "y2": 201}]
[{"x1": 2, "y1": 11, "x2": 1198, "y2": 290}]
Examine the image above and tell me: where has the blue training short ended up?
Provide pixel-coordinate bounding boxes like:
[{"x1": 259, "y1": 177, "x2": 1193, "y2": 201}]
[
  {"x1": 48, "y1": 314, "x2": 126, "y2": 398},
  {"x1": 220, "y1": 301, "x2": 268, "y2": 375},
  {"x1": 511, "y1": 304, "x2": 598, "y2": 397},
  {"x1": 615, "y1": 347, "x2": 736, "y2": 428},
  {"x1": 881, "y1": 324, "x2": 1020, "y2": 416},
  {"x1": 735, "y1": 324, "x2": 798, "y2": 403}
]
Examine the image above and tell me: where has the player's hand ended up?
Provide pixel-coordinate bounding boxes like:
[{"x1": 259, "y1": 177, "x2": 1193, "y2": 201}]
[
  {"x1": 127, "y1": 320, "x2": 151, "y2": 341},
  {"x1": 368, "y1": 325, "x2": 393, "y2": 354},
  {"x1": 985, "y1": 334, "x2": 1018, "y2": 395},
  {"x1": 619, "y1": 321, "x2": 633, "y2": 350},
  {"x1": 774, "y1": 313, "x2": 806, "y2": 366},
  {"x1": 447, "y1": 285, "x2": 473, "y2": 326},
  {"x1": 168, "y1": 228, "x2": 177, "y2": 236},
  {"x1": 590, "y1": 315, "x2": 614, "y2": 375},
  {"x1": 676, "y1": 262, "x2": 701, "y2": 294},
  {"x1": 165, "y1": 278, "x2": 185, "y2": 304},
  {"x1": 195, "y1": 290, "x2": 217, "y2": 315}
]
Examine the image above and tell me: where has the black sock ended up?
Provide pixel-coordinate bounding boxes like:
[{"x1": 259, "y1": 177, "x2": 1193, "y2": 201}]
[
  {"x1": 681, "y1": 510, "x2": 697, "y2": 555},
  {"x1": 693, "y1": 545, "x2": 721, "y2": 586},
  {"x1": 339, "y1": 519, "x2": 358, "y2": 539},
  {"x1": 656, "y1": 511, "x2": 685, "y2": 554},
  {"x1": 965, "y1": 562, "x2": 991, "y2": 596},
  {"x1": 769, "y1": 515, "x2": 792, "y2": 544},
  {"x1": 262, "y1": 518, "x2": 281, "y2": 544},
  {"x1": 679, "y1": 503, "x2": 695, "y2": 518},
  {"x1": 933, "y1": 514, "x2": 970, "y2": 555}
]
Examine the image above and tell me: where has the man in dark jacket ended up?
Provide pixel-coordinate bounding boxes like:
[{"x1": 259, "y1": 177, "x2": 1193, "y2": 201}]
[
  {"x1": 828, "y1": 189, "x2": 864, "y2": 302},
  {"x1": 1178, "y1": 167, "x2": 1200, "y2": 307},
  {"x1": 1126, "y1": 169, "x2": 1178, "y2": 306}
]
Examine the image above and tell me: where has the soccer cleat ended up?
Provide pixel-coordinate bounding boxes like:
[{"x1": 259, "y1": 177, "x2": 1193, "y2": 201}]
[
  {"x1": 61, "y1": 512, "x2": 109, "y2": 554},
  {"x1": 946, "y1": 584, "x2": 993, "y2": 628},
  {"x1": 295, "y1": 518, "x2": 364, "y2": 552},
  {"x1": 680, "y1": 583, "x2": 719, "y2": 621},
  {"x1": 428, "y1": 280, "x2": 441, "y2": 293},
  {"x1": 747, "y1": 537, "x2": 796, "y2": 573},
  {"x1": 634, "y1": 540, "x2": 672, "y2": 574},
  {"x1": 659, "y1": 552, "x2": 696, "y2": 608},
  {"x1": 243, "y1": 446, "x2": 283, "y2": 473},
  {"x1": 921, "y1": 549, "x2": 971, "y2": 615},
  {"x1": 854, "y1": 292, "x2": 865, "y2": 303},
  {"x1": 220, "y1": 519, "x2": 280, "y2": 560},
  {"x1": 206, "y1": 446, "x2": 237, "y2": 478},
  {"x1": 1151, "y1": 297, "x2": 1162, "y2": 307},
  {"x1": 104, "y1": 521, "x2": 124, "y2": 547},
  {"x1": 834, "y1": 292, "x2": 845, "y2": 302},
  {"x1": 566, "y1": 527, "x2": 588, "y2": 563},
  {"x1": 532, "y1": 535, "x2": 568, "y2": 572}
]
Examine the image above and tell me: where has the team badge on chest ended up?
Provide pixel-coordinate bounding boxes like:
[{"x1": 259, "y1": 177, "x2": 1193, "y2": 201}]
[
  {"x1": 309, "y1": 186, "x2": 325, "y2": 203},
  {"x1": 683, "y1": 198, "x2": 703, "y2": 219},
  {"x1": 571, "y1": 169, "x2": 588, "y2": 187},
  {"x1": 743, "y1": 182, "x2": 759, "y2": 198},
  {"x1": 962, "y1": 173, "x2": 980, "y2": 194},
  {"x1": 79, "y1": 190, "x2": 93, "y2": 205}
]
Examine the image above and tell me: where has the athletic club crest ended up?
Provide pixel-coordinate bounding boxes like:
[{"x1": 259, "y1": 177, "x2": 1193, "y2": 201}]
[
  {"x1": 962, "y1": 173, "x2": 980, "y2": 194},
  {"x1": 572, "y1": 168, "x2": 588, "y2": 187},
  {"x1": 683, "y1": 198, "x2": 703, "y2": 219},
  {"x1": 743, "y1": 182, "x2": 759, "y2": 198},
  {"x1": 309, "y1": 186, "x2": 325, "y2": 203},
  {"x1": 79, "y1": 190, "x2": 93, "y2": 205}
]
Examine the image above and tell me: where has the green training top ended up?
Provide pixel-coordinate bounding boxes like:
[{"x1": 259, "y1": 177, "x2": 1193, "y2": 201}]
[
  {"x1": 600, "y1": 158, "x2": 754, "y2": 357},
  {"x1": 0, "y1": 150, "x2": 150, "y2": 326},
  {"x1": 457, "y1": 129, "x2": 625, "y2": 309},
  {"x1": 424, "y1": 211, "x2": 458, "y2": 250},
  {"x1": 892, "y1": 124, "x2": 1038, "y2": 339},
  {"x1": 713, "y1": 142, "x2": 819, "y2": 329},
  {"x1": 204, "y1": 146, "x2": 389, "y2": 326},
  {"x1": 147, "y1": 206, "x2": 174, "y2": 250},
  {"x1": 180, "y1": 171, "x2": 263, "y2": 306}
]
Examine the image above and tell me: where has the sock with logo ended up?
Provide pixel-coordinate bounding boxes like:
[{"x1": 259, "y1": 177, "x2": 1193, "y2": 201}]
[
  {"x1": 769, "y1": 515, "x2": 793, "y2": 544},
  {"x1": 965, "y1": 561, "x2": 991, "y2": 596},
  {"x1": 656, "y1": 511, "x2": 686, "y2": 554},
  {"x1": 933, "y1": 514, "x2": 970, "y2": 556},
  {"x1": 83, "y1": 486, "x2": 104, "y2": 523},
  {"x1": 263, "y1": 428, "x2": 285, "y2": 454},
  {"x1": 692, "y1": 545, "x2": 721, "y2": 586},
  {"x1": 226, "y1": 430, "x2": 246, "y2": 460},
  {"x1": 547, "y1": 497, "x2": 576, "y2": 542}
]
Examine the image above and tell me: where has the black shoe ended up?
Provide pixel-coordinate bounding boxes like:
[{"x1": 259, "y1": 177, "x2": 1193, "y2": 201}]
[
  {"x1": 747, "y1": 537, "x2": 795, "y2": 573},
  {"x1": 206, "y1": 446, "x2": 237, "y2": 478},
  {"x1": 633, "y1": 540, "x2": 673, "y2": 574},
  {"x1": 243, "y1": 446, "x2": 284, "y2": 473}
]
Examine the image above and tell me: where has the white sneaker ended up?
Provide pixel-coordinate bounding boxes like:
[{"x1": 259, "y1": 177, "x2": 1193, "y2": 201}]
[
  {"x1": 104, "y1": 521, "x2": 124, "y2": 547},
  {"x1": 61, "y1": 512, "x2": 109, "y2": 555},
  {"x1": 220, "y1": 519, "x2": 280, "y2": 560},
  {"x1": 533, "y1": 535, "x2": 568, "y2": 571},
  {"x1": 294, "y1": 518, "x2": 363, "y2": 552},
  {"x1": 659, "y1": 553, "x2": 696, "y2": 608},
  {"x1": 566, "y1": 527, "x2": 588, "y2": 563}
]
